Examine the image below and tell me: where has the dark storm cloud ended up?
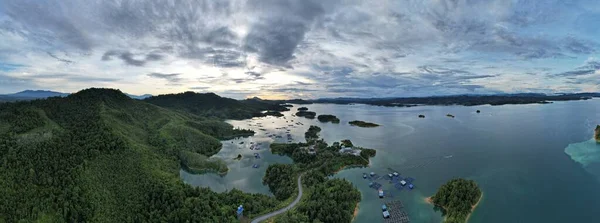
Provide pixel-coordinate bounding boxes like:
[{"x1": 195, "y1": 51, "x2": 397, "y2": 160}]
[
  {"x1": 102, "y1": 50, "x2": 164, "y2": 66},
  {"x1": 147, "y1": 73, "x2": 182, "y2": 83},
  {"x1": 243, "y1": 0, "x2": 325, "y2": 65}
]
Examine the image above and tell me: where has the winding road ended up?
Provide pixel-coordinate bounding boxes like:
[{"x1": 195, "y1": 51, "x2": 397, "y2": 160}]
[{"x1": 251, "y1": 173, "x2": 304, "y2": 223}]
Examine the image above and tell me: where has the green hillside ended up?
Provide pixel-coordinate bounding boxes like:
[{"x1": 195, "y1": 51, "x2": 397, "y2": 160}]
[
  {"x1": 144, "y1": 91, "x2": 288, "y2": 120},
  {"x1": 0, "y1": 88, "x2": 279, "y2": 222}
]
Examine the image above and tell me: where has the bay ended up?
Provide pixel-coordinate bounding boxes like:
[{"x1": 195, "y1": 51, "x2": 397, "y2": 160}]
[{"x1": 182, "y1": 99, "x2": 600, "y2": 223}]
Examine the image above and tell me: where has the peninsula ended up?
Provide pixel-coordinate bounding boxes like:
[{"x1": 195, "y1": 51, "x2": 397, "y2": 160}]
[
  {"x1": 317, "y1": 114, "x2": 340, "y2": 123},
  {"x1": 349, "y1": 120, "x2": 380, "y2": 128},
  {"x1": 426, "y1": 178, "x2": 482, "y2": 223},
  {"x1": 267, "y1": 126, "x2": 377, "y2": 222}
]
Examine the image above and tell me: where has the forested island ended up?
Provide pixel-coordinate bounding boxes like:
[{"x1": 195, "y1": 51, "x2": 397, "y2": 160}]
[
  {"x1": 297, "y1": 107, "x2": 309, "y2": 111},
  {"x1": 317, "y1": 114, "x2": 340, "y2": 123},
  {"x1": 427, "y1": 178, "x2": 483, "y2": 223},
  {"x1": 349, "y1": 120, "x2": 380, "y2": 127},
  {"x1": 0, "y1": 88, "x2": 289, "y2": 222},
  {"x1": 267, "y1": 126, "x2": 377, "y2": 222},
  {"x1": 263, "y1": 111, "x2": 284, "y2": 117},
  {"x1": 295, "y1": 110, "x2": 316, "y2": 119}
]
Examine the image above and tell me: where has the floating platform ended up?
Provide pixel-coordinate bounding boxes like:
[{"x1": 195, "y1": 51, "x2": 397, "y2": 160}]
[
  {"x1": 369, "y1": 182, "x2": 383, "y2": 189},
  {"x1": 383, "y1": 201, "x2": 410, "y2": 223}
]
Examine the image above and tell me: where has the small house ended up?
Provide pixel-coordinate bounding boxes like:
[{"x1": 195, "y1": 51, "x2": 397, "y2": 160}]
[
  {"x1": 393, "y1": 172, "x2": 399, "y2": 177},
  {"x1": 408, "y1": 184, "x2": 414, "y2": 189},
  {"x1": 381, "y1": 204, "x2": 387, "y2": 211},
  {"x1": 370, "y1": 172, "x2": 375, "y2": 176},
  {"x1": 378, "y1": 189, "x2": 384, "y2": 198},
  {"x1": 400, "y1": 180, "x2": 407, "y2": 186},
  {"x1": 388, "y1": 173, "x2": 393, "y2": 178}
]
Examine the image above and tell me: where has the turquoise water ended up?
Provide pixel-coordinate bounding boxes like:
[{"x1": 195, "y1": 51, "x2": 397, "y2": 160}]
[{"x1": 181, "y1": 99, "x2": 600, "y2": 222}]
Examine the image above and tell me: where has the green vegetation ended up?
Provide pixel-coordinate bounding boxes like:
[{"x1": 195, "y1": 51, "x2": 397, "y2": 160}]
[
  {"x1": 179, "y1": 150, "x2": 228, "y2": 175},
  {"x1": 295, "y1": 111, "x2": 316, "y2": 119},
  {"x1": 263, "y1": 164, "x2": 299, "y2": 201},
  {"x1": 297, "y1": 107, "x2": 308, "y2": 111},
  {"x1": 185, "y1": 120, "x2": 255, "y2": 140},
  {"x1": 317, "y1": 114, "x2": 340, "y2": 123},
  {"x1": 266, "y1": 127, "x2": 377, "y2": 223},
  {"x1": 349, "y1": 120, "x2": 380, "y2": 127},
  {"x1": 144, "y1": 91, "x2": 288, "y2": 120},
  {"x1": 341, "y1": 139, "x2": 353, "y2": 147},
  {"x1": 595, "y1": 125, "x2": 600, "y2": 142},
  {"x1": 430, "y1": 178, "x2": 483, "y2": 223},
  {"x1": 0, "y1": 88, "x2": 282, "y2": 222},
  {"x1": 264, "y1": 111, "x2": 284, "y2": 117},
  {"x1": 304, "y1": 125, "x2": 322, "y2": 142}
]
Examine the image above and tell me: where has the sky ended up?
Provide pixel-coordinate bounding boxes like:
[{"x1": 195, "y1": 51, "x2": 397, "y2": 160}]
[{"x1": 0, "y1": 0, "x2": 599, "y2": 99}]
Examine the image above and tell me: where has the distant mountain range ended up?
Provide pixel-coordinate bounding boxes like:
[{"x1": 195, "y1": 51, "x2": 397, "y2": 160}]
[
  {"x1": 0, "y1": 90, "x2": 153, "y2": 102},
  {"x1": 274, "y1": 92, "x2": 600, "y2": 107}
]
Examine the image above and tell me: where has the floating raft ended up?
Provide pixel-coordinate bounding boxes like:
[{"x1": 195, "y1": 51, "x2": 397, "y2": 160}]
[
  {"x1": 383, "y1": 201, "x2": 410, "y2": 223},
  {"x1": 369, "y1": 182, "x2": 383, "y2": 190}
]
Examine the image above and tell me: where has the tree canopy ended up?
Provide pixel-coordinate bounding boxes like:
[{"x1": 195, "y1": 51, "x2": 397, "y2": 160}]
[{"x1": 431, "y1": 178, "x2": 482, "y2": 223}]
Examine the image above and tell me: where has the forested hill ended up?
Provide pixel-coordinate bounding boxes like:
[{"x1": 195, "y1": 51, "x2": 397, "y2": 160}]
[
  {"x1": 0, "y1": 88, "x2": 280, "y2": 222},
  {"x1": 144, "y1": 91, "x2": 289, "y2": 120}
]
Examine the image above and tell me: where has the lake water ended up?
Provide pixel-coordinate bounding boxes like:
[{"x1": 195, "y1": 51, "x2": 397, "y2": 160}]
[{"x1": 181, "y1": 99, "x2": 600, "y2": 223}]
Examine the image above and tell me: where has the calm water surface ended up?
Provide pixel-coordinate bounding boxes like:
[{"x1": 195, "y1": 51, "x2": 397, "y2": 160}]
[{"x1": 181, "y1": 99, "x2": 600, "y2": 223}]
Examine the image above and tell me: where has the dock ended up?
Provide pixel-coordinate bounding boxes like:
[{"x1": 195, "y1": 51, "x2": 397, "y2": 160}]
[{"x1": 384, "y1": 201, "x2": 410, "y2": 223}]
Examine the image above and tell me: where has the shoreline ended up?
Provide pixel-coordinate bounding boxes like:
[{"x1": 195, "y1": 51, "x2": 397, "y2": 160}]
[
  {"x1": 352, "y1": 202, "x2": 359, "y2": 222},
  {"x1": 424, "y1": 192, "x2": 483, "y2": 223},
  {"x1": 465, "y1": 192, "x2": 483, "y2": 222}
]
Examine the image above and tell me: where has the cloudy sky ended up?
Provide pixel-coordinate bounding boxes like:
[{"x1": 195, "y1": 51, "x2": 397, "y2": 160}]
[{"x1": 1, "y1": 0, "x2": 599, "y2": 99}]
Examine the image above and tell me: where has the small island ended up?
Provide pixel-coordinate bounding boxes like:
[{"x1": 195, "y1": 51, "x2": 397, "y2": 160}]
[
  {"x1": 349, "y1": 120, "x2": 380, "y2": 128},
  {"x1": 419, "y1": 114, "x2": 425, "y2": 118},
  {"x1": 317, "y1": 114, "x2": 340, "y2": 123},
  {"x1": 296, "y1": 110, "x2": 316, "y2": 119},
  {"x1": 234, "y1": 154, "x2": 242, "y2": 160},
  {"x1": 263, "y1": 110, "x2": 284, "y2": 117},
  {"x1": 297, "y1": 107, "x2": 309, "y2": 111},
  {"x1": 595, "y1": 125, "x2": 600, "y2": 143},
  {"x1": 476, "y1": 110, "x2": 481, "y2": 113},
  {"x1": 426, "y1": 178, "x2": 482, "y2": 223},
  {"x1": 446, "y1": 114, "x2": 455, "y2": 118}
]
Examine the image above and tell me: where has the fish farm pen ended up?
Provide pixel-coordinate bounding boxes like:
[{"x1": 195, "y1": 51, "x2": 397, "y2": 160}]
[
  {"x1": 384, "y1": 201, "x2": 410, "y2": 223},
  {"x1": 363, "y1": 168, "x2": 416, "y2": 222}
]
